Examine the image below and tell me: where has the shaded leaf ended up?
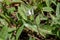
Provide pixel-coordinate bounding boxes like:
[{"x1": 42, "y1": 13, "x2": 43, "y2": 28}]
[
  {"x1": 45, "y1": 0, "x2": 51, "y2": 6},
  {"x1": 8, "y1": 7, "x2": 15, "y2": 13},
  {"x1": 16, "y1": 25, "x2": 24, "y2": 40}
]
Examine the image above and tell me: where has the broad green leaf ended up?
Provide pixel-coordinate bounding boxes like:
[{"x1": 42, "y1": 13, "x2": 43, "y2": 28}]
[
  {"x1": 8, "y1": 7, "x2": 15, "y2": 13},
  {"x1": 12, "y1": 0, "x2": 21, "y2": 2},
  {"x1": 0, "y1": 18, "x2": 8, "y2": 26},
  {"x1": 11, "y1": 37, "x2": 15, "y2": 40},
  {"x1": 0, "y1": 38, "x2": 4, "y2": 40},
  {"x1": 35, "y1": 15, "x2": 40, "y2": 25},
  {"x1": 57, "y1": 31, "x2": 60, "y2": 37},
  {"x1": 45, "y1": 0, "x2": 56, "y2": 6},
  {"x1": 8, "y1": 33, "x2": 12, "y2": 40},
  {"x1": 3, "y1": 0, "x2": 11, "y2": 5},
  {"x1": 0, "y1": 14, "x2": 10, "y2": 23},
  {"x1": 24, "y1": 22, "x2": 38, "y2": 32},
  {"x1": 16, "y1": 25, "x2": 24, "y2": 40},
  {"x1": 38, "y1": 25, "x2": 55, "y2": 37},
  {"x1": 52, "y1": 0, "x2": 56, "y2": 5},
  {"x1": 39, "y1": 14, "x2": 48, "y2": 20},
  {"x1": 56, "y1": 3, "x2": 60, "y2": 18},
  {"x1": 39, "y1": 28, "x2": 52, "y2": 35},
  {"x1": 43, "y1": 7, "x2": 54, "y2": 12},
  {"x1": 0, "y1": 3, "x2": 2, "y2": 9},
  {"x1": 0, "y1": 26, "x2": 8, "y2": 40},
  {"x1": 49, "y1": 13, "x2": 60, "y2": 25},
  {"x1": 18, "y1": 6, "x2": 27, "y2": 20},
  {"x1": 8, "y1": 27, "x2": 16, "y2": 32},
  {"x1": 45, "y1": 0, "x2": 51, "y2": 6}
]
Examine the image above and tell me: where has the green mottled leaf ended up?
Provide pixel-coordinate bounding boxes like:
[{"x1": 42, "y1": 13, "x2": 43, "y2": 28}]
[
  {"x1": 24, "y1": 22, "x2": 38, "y2": 32},
  {"x1": 0, "y1": 18, "x2": 8, "y2": 26},
  {"x1": 11, "y1": 37, "x2": 15, "y2": 40},
  {"x1": 38, "y1": 25, "x2": 56, "y2": 37},
  {"x1": 16, "y1": 25, "x2": 24, "y2": 40},
  {"x1": 56, "y1": 3, "x2": 60, "y2": 18},
  {"x1": 0, "y1": 3, "x2": 2, "y2": 9},
  {"x1": 0, "y1": 14, "x2": 10, "y2": 23},
  {"x1": 8, "y1": 27, "x2": 16, "y2": 32},
  {"x1": 45, "y1": 0, "x2": 51, "y2": 6},
  {"x1": 35, "y1": 15, "x2": 40, "y2": 25},
  {"x1": 12, "y1": 0, "x2": 21, "y2": 2},
  {"x1": 0, "y1": 38, "x2": 4, "y2": 40},
  {"x1": 52, "y1": 0, "x2": 56, "y2": 5},
  {"x1": 43, "y1": 7, "x2": 54, "y2": 12},
  {"x1": 18, "y1": 5, "x2": 27, "y2": 20},
  {"x1": 4, "y1": 0, "x2": 11, "y2": 5},
  {"x1": 0, "y1": 26, "x2": 8, "y2": 40},
  {"x1": 8, "y1": 7, "x2": 15, "y2": 13}
]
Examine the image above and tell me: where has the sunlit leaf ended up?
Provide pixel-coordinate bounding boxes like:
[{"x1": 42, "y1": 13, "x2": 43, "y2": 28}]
[
  {"x1": 39, "y1": 25, "x2": 53, "y2": 37},
  {"x1": 12, "y1": 0, "x2": 21, "y2": 2},
  {"x1": 8, "y1": 27, "x2": 16, "y2": 32},
  {"x1": 56, "y1": 3, "x2": 60, "y2": 18},
  {"x1": 0, "y1": 14, "x2": 10, "y2": 23},
  {"x1": 0, "y1": 26, "x2": 8, "y2": 40},
  {"x1": 43, "y1": 7, "x2": 54, "y2": 12},
  {"x1": 0, "y1": 3, "x2": 2, "y2": 9},
  {"x1": 35, "y1": 15, "x2": 40, "y2": 25},
  {"x1": 11, "y1": 37, "x2": 15, "y2": 40},
  {"x1": 18, "y1": 5, "x2": 27, "y2": 20},
  {"x1": 24, "y1": 22, "x2": 38, "y2": 32},
  {"x1": 0, "y1": 18, "x2": 8, "y2": 26},
  {"x1": 52, "y1": 0, "x2": 56, "y2": 5},
  {"x1": 0, "y1": 38, "x2": 4, "y2": 40}
]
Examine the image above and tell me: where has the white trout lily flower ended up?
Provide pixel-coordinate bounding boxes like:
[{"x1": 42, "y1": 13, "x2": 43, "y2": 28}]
[{"x1": 27, "y1": 9, "x2": 34, "y2": 16}]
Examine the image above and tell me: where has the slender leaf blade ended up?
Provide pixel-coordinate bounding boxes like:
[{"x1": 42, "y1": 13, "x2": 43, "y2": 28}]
[
  {"x1": 16, "y1": 25, "x2": 24, "y2": 40},
  {"x1": 56, "y1": 3, "x2": 60, "y2": 18}
]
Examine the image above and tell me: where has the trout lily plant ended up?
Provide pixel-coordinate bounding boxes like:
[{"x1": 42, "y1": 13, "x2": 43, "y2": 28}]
[{"x1": 0, "y1": 0, "x2": 60, "y2": 40}]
